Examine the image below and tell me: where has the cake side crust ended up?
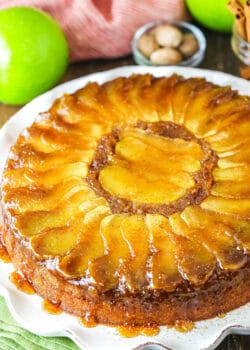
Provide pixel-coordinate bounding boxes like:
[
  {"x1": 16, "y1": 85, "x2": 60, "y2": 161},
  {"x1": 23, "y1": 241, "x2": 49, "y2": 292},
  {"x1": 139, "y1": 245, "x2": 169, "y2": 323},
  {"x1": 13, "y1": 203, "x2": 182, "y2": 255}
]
[{"x1": 3, "y1": 226, "x2": 250, "y2": 326}]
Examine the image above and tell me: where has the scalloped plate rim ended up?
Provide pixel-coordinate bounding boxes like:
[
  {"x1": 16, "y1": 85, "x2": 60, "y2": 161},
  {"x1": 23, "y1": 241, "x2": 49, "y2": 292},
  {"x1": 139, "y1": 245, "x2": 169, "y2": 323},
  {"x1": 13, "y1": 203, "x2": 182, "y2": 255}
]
[{"x1": 1, "y1": 65, "x2": 250, "y2": 350}]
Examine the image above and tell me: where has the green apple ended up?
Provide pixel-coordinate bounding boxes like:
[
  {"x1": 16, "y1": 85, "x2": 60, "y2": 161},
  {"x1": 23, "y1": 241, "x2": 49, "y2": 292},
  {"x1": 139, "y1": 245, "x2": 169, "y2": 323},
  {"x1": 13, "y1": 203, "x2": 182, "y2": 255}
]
[
  {"x1": 0, "y1": 7, "x2": 69, "y2": 105},
  {"x1": 186, "y1": 0, "x2": 234, "y2": 33}
]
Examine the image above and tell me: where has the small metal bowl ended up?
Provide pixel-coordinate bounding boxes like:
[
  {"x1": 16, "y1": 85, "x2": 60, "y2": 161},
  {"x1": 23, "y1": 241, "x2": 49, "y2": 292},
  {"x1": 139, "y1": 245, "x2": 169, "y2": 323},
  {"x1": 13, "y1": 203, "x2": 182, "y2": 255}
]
[{"x1": 132, "y1": 21, "x2": 206, "y2": 67}]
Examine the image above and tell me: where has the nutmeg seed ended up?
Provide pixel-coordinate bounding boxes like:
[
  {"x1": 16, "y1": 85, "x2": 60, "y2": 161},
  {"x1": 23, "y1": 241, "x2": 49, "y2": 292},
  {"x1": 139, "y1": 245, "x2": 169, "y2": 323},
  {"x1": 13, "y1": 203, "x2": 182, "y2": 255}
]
[
  {"x1": 179, "y1": 33, "x2": 199, "y2": 57},
  {"x1": 138, "y1": 33, "x2": 158, "y2": 58},
  {"x1": 150, "y1": 47, "x2": 183, "y2": 65},
  {"x1": 154, "y1": 24, "x2": 183, "y2": 48}
]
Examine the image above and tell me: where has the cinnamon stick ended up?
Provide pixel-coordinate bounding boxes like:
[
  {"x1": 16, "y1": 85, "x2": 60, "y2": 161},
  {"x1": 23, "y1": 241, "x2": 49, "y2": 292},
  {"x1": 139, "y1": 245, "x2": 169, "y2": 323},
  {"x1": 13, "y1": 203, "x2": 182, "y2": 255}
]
[
  {"x1": 235, "y1": 11, "x2": 247, "y2": 40},
  {"x1": 244, "y1": 0, "x2": 250, "y2": 41},
  {"x1": 227, "y1": 0, "x2": 244, "y2": 15},
  {"x1": 227, "y1": 0, "x2": 248, "y2": 41}
]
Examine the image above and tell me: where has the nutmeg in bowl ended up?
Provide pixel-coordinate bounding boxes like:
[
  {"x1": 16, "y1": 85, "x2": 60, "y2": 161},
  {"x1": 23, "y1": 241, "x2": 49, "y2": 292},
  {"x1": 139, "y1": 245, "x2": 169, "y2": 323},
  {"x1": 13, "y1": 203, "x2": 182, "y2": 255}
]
[{"x1": 132, "y1": 21, "x2": 206, "y2": 67}]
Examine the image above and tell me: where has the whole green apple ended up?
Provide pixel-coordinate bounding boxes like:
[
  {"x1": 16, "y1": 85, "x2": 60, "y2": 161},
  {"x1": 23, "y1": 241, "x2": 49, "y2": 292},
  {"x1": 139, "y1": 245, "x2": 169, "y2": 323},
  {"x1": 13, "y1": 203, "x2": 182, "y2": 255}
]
[
  {"x1": 186, "y1": 0, "x2": 234, "y2": 33},
  {"x1": 0, "y1": 7, "x2": 69, "y2": 105}
]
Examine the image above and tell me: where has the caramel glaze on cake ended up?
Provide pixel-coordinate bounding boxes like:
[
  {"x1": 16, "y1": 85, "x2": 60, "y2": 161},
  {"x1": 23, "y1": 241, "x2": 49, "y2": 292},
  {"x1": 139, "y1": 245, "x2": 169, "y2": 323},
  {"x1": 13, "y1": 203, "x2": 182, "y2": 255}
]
[{"x1": 1, "y1": 74, "x2": 250, "y2": 327}]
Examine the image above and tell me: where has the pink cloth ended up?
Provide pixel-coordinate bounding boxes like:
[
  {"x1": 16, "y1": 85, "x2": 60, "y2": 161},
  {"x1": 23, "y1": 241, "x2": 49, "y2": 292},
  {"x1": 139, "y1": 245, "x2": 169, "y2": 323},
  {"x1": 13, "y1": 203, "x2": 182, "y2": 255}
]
[{"x1": 0, "y1": 0, "x2": 189, "y2": 61}]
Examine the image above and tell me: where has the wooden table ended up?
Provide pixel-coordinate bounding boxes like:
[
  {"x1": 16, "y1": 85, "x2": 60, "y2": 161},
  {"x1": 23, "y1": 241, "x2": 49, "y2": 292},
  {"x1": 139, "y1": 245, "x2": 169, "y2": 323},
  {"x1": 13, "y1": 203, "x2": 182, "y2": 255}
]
[{"x1": 0, "y1": 27, "x2": 249, "y2": 350}]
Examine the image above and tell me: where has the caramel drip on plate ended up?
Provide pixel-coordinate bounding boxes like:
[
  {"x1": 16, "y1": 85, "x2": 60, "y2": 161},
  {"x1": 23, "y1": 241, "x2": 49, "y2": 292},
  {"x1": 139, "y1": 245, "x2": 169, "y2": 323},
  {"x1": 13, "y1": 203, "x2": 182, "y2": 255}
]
[
  {"x1": 167, "y1": 320, "x2": 194, "y2": 333},
  {"x1": 117, "y1": 325, "x2": 160, "y2": 338},
  {"x1": 42, "y1": 299, "x2": 62, "y2": 315},
  {"x1": 9, "y1": 271, "x2": 35, "y2": 295},
  {"x1": 79, "y1": 315, "x2": 98, "y2": 328}
]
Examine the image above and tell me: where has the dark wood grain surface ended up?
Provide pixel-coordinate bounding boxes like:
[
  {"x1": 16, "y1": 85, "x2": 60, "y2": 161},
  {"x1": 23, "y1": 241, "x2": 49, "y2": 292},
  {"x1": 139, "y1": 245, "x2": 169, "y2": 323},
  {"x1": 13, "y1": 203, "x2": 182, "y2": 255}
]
[{"x1": 0, "y1": 26, "x2": 249, "y2": 350}]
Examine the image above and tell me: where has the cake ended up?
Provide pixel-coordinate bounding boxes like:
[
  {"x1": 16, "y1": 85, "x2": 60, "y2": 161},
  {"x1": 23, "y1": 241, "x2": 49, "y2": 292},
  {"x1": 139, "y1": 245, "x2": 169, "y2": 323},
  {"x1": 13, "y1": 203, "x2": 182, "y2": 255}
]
[{"x1": 0, "y1": 74, "x2": 250, "y2": 327}]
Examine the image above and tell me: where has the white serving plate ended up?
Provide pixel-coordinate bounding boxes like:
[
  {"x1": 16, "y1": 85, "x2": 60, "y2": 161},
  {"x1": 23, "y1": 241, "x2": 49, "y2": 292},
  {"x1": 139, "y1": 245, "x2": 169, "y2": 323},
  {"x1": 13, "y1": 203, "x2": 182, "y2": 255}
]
[{"x1": 0, "y1": 66, "x2": 250, "y2": 350}]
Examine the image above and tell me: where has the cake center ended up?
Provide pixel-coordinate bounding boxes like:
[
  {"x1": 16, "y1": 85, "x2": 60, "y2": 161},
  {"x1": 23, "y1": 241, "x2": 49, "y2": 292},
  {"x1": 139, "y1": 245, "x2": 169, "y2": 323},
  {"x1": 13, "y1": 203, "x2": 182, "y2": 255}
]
[
  {"x1": 99, "y1": 129, "x2": 202, "y2": 204},
  {"x1": 87, "y1": 121, "x2": 218, "y2": 217}
]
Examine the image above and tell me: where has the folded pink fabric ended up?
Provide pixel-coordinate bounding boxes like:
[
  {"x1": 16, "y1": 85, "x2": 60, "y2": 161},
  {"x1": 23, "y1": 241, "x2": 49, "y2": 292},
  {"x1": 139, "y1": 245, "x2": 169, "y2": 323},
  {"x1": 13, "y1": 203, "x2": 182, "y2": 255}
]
[{"x1": 0, "y1": 0, "x2": 189, "y2": 61}]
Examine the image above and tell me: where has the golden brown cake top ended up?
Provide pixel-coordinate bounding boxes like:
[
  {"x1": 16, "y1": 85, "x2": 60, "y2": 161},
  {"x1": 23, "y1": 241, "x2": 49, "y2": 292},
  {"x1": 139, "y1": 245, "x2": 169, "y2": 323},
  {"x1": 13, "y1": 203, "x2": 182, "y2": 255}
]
[{"x1": 1, "y1": 74, "x2": 250, "y2": 293}]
